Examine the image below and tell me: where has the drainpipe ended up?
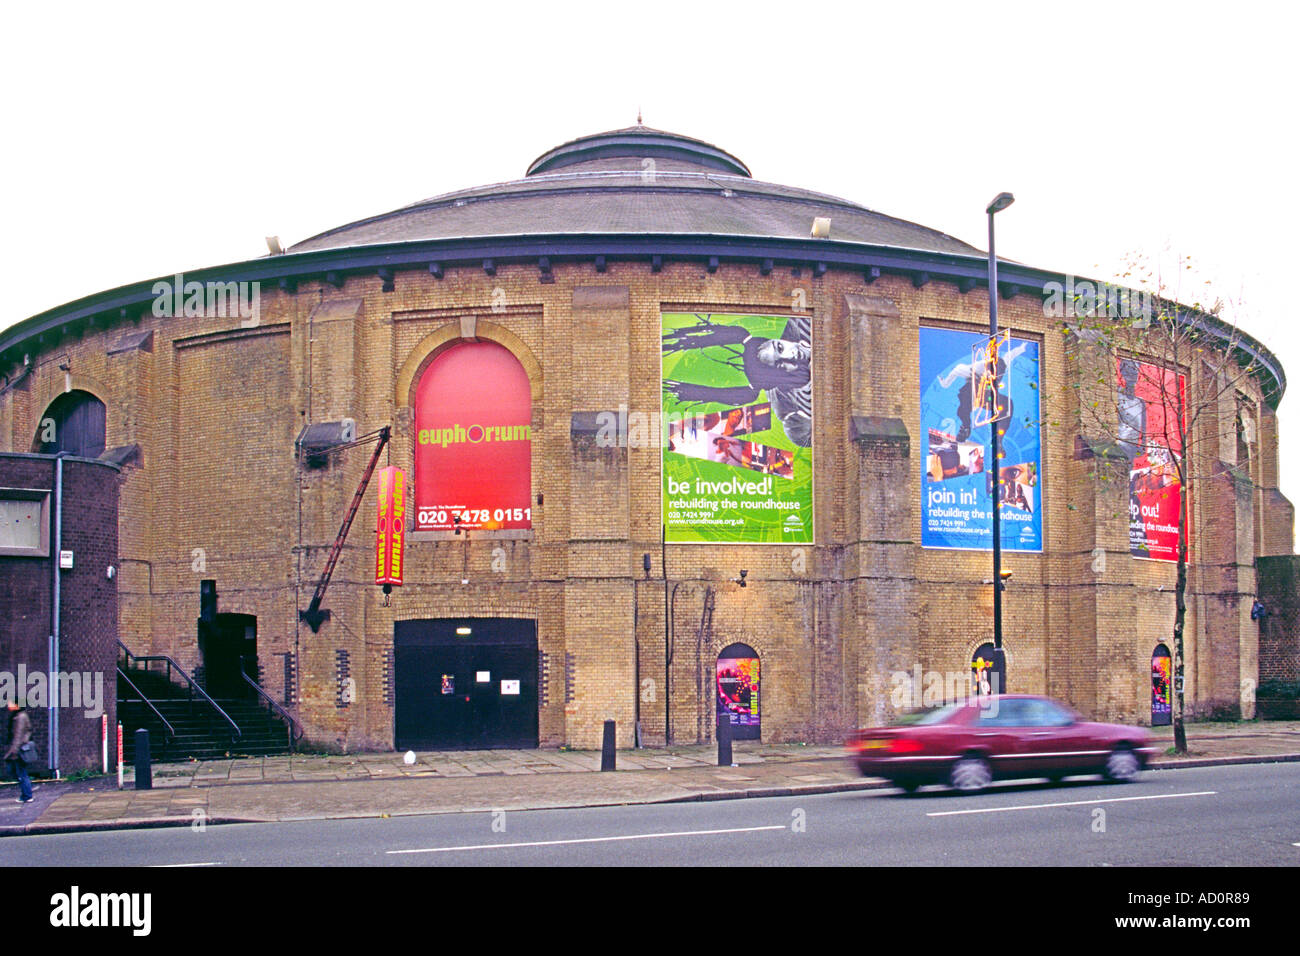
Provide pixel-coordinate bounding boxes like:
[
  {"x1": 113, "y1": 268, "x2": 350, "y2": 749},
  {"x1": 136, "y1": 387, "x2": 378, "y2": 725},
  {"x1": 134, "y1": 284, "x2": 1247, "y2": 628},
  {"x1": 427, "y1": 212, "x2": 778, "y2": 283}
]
[
  {"x1": 49, "y1": 453, "x2": 64, "y2": 777},
  {"x1": 662, "y1": 525, "x2": 670, "y2": 745},
  {"x1": 633, "y1": 575, "x2": 639, "y2": 747},
  {"x1": 633, "y1": 553, "x2": 650, "y2": 748}
]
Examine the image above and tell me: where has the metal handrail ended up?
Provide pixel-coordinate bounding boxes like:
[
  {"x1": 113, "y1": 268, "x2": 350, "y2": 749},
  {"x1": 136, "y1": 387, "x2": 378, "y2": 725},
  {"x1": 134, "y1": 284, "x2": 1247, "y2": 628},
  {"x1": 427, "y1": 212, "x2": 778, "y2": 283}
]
[
  {"x1": 117, "y1": 640, "x2": 241, "y2": 742},
  {"x1": 239, "y1": 668, "x2": 304, "y2": 749},
  {"x1": 115, "y1": 667, "x2": 177, "y2": 743}
]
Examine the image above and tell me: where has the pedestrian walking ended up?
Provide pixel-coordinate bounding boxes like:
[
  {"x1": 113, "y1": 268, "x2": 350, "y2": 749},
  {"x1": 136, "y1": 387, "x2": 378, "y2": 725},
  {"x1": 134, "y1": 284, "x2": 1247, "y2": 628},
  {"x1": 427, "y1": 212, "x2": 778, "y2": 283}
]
[{"x1": 5, "y1": 701, "x2": 34, "y2": 803}]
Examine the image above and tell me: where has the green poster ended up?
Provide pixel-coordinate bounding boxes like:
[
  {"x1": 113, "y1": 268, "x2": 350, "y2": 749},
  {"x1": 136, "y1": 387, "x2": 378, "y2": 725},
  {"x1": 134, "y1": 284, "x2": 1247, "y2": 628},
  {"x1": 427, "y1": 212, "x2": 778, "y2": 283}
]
[{"x1": 661, "y1": 312, "x2": 813, "y2": 543}]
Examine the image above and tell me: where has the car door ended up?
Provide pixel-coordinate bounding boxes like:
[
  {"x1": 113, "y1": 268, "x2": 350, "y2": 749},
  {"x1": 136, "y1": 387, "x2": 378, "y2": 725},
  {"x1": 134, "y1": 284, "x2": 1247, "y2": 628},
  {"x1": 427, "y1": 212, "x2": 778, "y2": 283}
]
[
  {"x1": 1018, "y1": 699, "x2": 1091, "y2": 776},
  {"x1": 970, "y1": 698, "x2": 1037, "y2": 776}
]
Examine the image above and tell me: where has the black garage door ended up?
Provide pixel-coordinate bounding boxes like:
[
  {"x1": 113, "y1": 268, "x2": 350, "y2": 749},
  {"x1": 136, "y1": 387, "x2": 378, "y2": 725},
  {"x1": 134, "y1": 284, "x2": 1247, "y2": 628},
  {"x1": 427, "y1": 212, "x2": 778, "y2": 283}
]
[{"x1": 394, "y1": 618, "x2": 538, "y2": 750}]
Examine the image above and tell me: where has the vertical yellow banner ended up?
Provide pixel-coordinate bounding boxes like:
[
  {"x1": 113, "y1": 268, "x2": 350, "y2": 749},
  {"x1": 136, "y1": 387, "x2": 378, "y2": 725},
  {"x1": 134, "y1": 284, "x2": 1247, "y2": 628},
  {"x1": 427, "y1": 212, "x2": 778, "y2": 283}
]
[
  {"x1": 375, "y1": 466, "x2": 394, "y2": 584},
  {"x1": 389, "y1": 468, "x2": 405, "y2": 585}
]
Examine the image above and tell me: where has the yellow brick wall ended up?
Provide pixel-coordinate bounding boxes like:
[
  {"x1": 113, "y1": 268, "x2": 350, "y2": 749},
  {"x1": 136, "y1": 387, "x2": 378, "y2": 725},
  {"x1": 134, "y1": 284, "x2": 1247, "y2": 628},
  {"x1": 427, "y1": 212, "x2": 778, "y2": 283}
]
[{"x1": 0, "y1": 258, "x2": 1289, "y2": 749}]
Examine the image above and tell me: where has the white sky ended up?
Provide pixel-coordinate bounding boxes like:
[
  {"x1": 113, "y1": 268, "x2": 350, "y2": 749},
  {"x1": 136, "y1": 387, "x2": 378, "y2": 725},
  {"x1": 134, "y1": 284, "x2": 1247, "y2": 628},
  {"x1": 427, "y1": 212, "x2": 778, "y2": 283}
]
[{"x1": 3, "y1": 1, "x2": 1297, "y2": 530}]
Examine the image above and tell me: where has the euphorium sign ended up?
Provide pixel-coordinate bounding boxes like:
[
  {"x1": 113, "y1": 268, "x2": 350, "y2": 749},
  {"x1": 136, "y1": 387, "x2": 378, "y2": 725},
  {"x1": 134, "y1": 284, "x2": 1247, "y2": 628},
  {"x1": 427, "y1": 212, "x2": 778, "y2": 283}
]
[
  {"x1": 376, "y1": 465, "x2": 406, "y2": 586},
  {"x1": 414, "y1": 341, "x2": 532, "y2": 532}
]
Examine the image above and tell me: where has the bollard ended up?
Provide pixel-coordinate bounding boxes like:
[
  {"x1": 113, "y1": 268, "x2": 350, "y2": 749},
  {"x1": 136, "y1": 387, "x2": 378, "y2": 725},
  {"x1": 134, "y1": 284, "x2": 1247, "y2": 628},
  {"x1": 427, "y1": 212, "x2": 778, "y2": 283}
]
[
  {"x1": 600, "y1": 720, "x2": 616, "y2": 771},
  {"x1": 717, "y1": 712, "x2": 733, "y2": 767},
  {"x1": 134, "y1": 728, "x2": 152, "y2": 790}
]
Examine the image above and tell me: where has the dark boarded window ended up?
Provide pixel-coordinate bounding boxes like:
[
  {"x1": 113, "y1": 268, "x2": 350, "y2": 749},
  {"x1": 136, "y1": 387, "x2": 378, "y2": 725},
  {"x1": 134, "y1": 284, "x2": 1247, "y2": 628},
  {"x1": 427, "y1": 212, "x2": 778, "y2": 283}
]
[{"x1": 34, "y1": 391, "x2": 106, "y2": 458}]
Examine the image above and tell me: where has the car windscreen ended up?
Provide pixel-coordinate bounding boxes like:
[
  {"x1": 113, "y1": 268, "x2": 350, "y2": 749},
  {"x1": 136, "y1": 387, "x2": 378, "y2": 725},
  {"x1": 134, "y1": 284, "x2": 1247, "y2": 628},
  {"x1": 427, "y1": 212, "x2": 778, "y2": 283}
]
[{"x1": 909, "y1": 703, "x2": 968, "y2": 726}]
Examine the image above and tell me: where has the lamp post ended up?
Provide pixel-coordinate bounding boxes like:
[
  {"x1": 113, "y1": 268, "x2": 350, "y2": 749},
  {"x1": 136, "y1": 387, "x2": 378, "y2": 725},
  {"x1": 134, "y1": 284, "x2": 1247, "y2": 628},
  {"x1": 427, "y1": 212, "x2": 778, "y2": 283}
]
[{"x1": 986, "y1": 191, "x2": 1014, "y2": 694}]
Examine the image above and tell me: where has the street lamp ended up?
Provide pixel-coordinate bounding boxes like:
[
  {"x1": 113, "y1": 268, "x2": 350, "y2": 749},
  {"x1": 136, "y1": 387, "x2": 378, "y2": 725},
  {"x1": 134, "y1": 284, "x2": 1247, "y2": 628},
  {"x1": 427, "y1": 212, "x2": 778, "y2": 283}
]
[{"x1": 986, "y1": 191, "x2": 1014, "y2": 694}]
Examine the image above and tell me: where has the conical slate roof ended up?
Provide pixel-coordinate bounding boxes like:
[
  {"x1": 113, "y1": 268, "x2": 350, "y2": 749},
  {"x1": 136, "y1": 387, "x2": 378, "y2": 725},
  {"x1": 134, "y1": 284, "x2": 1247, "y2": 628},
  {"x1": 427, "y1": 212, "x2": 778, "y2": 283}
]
[
  {"x1": 289, "y1": 126, "x2": 980, "y2": 256},
  {"x1": 0, "y1": 126, "x2": 1282, "y2": 407}
]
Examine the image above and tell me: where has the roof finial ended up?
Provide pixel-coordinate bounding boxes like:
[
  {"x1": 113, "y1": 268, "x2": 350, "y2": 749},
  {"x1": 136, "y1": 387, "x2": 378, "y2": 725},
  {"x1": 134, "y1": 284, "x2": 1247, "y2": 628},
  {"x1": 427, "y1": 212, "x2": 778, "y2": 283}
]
[{"x1": 637, "y1": 107, "x2": 642, "y2": 126}]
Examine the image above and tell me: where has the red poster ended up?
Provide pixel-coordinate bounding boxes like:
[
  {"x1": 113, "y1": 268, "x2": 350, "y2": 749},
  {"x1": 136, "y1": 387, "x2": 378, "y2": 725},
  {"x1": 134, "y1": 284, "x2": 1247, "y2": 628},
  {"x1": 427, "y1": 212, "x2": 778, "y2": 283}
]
[
  {"x1": 1118, "y1": 358, "x2": 1186, "y2": 561},
  {"x1": 414, "y1": 341, "x2": 532, "y2": 532},
  {"x1": 376, "y1": 466, "x2": 405, "y2": 586}
]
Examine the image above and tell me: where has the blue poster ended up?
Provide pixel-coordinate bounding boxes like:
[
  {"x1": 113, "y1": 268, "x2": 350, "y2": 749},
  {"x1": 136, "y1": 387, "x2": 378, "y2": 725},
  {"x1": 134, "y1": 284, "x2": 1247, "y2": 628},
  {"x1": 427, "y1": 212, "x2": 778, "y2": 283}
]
[{"x1": 919, "y1": 327, "x2": 1042, "y2": 551}]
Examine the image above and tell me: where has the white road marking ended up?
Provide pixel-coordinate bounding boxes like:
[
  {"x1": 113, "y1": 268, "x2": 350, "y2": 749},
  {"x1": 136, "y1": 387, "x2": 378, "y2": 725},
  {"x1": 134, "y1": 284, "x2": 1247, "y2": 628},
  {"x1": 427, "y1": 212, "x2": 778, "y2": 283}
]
[
  {"x1": 927, "y1": 791, "x2": 1217, "y2": 817},
  {"x1": 388, "y1": 824, "x2": 787, "y2": 855},
  {"x1": 149, "y1": 861, "x2": 223, "y2": 867}
]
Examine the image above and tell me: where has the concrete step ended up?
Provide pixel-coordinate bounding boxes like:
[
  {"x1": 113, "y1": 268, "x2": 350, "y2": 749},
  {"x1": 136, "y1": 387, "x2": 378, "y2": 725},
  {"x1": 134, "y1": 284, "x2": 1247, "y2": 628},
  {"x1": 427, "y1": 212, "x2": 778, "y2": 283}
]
[{"x1": 118, "y1": 671, "x2": 297, "y2": 761}]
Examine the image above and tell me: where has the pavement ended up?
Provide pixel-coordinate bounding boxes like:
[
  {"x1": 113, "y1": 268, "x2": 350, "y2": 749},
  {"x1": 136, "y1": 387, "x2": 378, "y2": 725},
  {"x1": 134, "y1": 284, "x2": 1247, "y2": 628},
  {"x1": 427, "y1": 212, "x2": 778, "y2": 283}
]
[{"x1": 3, "y1": 719, "x2": 1299, "y2": 838}]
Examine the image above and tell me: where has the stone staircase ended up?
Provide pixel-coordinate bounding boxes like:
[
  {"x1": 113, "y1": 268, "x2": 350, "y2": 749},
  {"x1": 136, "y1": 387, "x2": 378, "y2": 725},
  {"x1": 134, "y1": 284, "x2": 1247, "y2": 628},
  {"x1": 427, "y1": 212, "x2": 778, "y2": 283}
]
[{"x1": 118, "y1": 660, "x2": 298, "y2": 762}]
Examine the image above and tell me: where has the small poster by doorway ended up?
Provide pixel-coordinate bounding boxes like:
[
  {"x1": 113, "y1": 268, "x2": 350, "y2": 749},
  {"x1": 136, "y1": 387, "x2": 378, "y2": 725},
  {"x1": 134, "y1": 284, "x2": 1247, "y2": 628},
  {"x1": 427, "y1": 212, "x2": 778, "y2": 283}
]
[
  {"x1": 716, "y1": 643, "x2": 761, "y2": 740},
  {"x1": 1151, "y1": 645, "x2": 1172, "y2": 726}
]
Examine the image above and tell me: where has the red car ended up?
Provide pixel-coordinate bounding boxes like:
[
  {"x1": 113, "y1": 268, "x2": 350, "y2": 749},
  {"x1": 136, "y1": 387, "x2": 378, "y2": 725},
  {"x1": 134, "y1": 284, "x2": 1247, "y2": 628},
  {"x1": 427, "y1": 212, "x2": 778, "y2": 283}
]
[{"x1": 846, "y1": 695, "x2": 1159, "y2": 793}]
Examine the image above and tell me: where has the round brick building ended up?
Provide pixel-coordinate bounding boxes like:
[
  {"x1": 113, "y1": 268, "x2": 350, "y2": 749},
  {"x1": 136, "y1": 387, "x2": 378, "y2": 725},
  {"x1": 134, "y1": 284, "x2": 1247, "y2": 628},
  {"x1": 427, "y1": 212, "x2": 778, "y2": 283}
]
[{"x1": 0, "y1": 125, "x2": 1291, "y2": 751}]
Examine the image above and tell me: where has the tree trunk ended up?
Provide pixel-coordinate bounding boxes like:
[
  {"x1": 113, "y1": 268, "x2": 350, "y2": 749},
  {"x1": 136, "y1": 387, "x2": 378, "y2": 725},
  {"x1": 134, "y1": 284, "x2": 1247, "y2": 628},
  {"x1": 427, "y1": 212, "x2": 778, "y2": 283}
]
[{"x1": 1173, "y1": 487, "x2": 1189, "y2": 754}]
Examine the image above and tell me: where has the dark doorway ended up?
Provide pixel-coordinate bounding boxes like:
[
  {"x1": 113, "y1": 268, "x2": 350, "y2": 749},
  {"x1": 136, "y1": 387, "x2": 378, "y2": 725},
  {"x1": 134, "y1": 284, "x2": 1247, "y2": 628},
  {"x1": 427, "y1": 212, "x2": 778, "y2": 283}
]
[
  {"x1": 971, "y1": 642, "x2": 998, "y2": 697},
  {"x1": 716, "y1": 642, "x2": 761, "y2": 741},
  {"x1": 200, "y1": 613, "x2": 257, "y2": 698},
  {"x1": 394, "y1": 618, "x2": 538, "y2": 750}
]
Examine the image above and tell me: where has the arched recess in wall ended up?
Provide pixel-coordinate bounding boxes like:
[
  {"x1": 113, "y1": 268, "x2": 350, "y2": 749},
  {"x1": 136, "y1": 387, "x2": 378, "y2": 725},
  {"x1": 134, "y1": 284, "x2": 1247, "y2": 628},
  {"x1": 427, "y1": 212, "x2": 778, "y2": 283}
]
[
  {"x1": 396, "y1": 320, "x2": 542, "y2": 536},
  {"x1": 717, "y1": 642, "x2": 761, "y2": 740},
  {"x1": 970, "y1": 641, "x2": 1008, "y2": 698},
  {"x1": 395, "y1": 319, "x2": 543, "y2": 410},
  {"x1": 411, "y1": 339, "x2": 534, "y2": 533},
  {"x1": 32, "y1": 390, "x2": 106, "y2": 458},
  {"x1": 1151, "y1": 644, "x2": 1172, "y2": 727}
]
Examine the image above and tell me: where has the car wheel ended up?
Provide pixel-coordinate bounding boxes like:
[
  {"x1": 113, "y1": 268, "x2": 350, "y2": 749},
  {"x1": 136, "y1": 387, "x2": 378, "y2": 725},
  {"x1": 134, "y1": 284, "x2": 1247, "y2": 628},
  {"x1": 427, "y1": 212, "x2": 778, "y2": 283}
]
[
  {"x1": 896, "y1": 778, "x2": 921, "y2": 794},
  {"x1": 1103, "y1": 746, "x2": 1140, "y2": 783},
  {"x1": 949, "y1": 755, "x2": 992, "y2": 793}
]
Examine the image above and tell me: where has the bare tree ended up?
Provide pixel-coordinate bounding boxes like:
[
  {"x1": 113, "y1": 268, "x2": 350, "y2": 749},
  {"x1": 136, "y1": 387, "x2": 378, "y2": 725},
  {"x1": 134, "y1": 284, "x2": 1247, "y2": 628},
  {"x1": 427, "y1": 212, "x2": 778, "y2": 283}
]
[{"x1": 1052, "y1": 255, "x2": 1274, "y2": 754}]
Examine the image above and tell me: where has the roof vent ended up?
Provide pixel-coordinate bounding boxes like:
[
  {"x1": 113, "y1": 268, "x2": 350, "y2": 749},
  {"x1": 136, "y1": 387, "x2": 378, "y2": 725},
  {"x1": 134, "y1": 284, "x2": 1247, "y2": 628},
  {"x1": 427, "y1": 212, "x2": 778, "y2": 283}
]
[{"x1": 811, "y1": 217, "x2": 832, "y2": 238}]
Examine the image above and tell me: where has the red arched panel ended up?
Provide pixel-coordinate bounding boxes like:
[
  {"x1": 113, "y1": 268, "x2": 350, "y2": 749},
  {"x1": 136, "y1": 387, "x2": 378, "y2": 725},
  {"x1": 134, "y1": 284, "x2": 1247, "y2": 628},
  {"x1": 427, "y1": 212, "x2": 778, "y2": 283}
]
[{"x1": 414, "y1": 342, "x2": 532, "y2": 531}]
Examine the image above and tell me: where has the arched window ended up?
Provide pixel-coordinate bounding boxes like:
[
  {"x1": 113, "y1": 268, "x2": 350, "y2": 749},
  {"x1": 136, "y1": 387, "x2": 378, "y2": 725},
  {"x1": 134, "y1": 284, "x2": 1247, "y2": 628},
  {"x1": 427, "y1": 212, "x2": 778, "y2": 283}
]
[
  {"x1": 34, "y1": 390, "x2": 105, "y2": 458},
  {"x1": 413, "y1": 341, "x2": 532, "y2": 532}
]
